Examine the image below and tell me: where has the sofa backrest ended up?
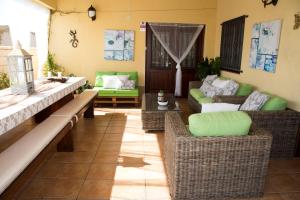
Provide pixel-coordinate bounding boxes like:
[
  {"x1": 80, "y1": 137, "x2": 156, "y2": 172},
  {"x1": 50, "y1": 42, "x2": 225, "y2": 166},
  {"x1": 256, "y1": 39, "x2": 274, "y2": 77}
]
[{"x1": 95, "y1": 71, "x2": 138, "y2": 87}]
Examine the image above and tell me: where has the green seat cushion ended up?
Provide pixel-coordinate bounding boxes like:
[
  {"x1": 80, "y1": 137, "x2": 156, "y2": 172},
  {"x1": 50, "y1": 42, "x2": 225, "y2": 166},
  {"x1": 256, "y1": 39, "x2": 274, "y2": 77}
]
[
  {"x1": 189, "y1": 111, "x2": 252, "y2": 137},
  {"x1": 197, "y1": 97, "x2": 212, "y2": 104},
  {"x1": 261, "y1": 95, "x2": 287, "y2": 111},
  {"x1": 236, "y1": 83, "x2": 253, "y2": 96},
  {"x1": 116, "y1": 72, "x2": 138, "y2": 85},
  {"x1": 94, "y1": 87, "x2": 139, "y2": 97},
  {"x1": 95, "y1": 72, "x2": 116, "y2": 87},
  {"x1": 190, "y1": 89, "x2": 205, "y2": 100}
]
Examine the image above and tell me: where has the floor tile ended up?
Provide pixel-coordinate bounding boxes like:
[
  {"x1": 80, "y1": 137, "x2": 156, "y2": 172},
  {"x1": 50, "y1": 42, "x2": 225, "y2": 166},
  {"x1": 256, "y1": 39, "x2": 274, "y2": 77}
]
[
  {"x1": 98, "y1": 142, "x2": 122, "y2": 152},
  {"x1": 87, "y1": 164, "x2": 117, "y2": 180},
  {"x1": 111, "y1": 180, "x2": 146, "y2": 200},
  {"x1": 74, "y1": 140, "x2": 99, "y2": 152},
  {"x1": 43, "y1": 178, "x2": 83, "y2": 198},
  {"x1": 57, "y1": 163, "x2": 90, "y2": 178},
  {"x1": 78, "y1": 179, "x2": 113, "y2": 199},
  {"x1": 49, "y1": 152, "x2": 96, "y2": 163},
  {"x1": 93, "y1": 151, "x2": 120, "y2": 164},
  {"x1": 265, "y1": 174, "x2": 300, "y2": 193}
]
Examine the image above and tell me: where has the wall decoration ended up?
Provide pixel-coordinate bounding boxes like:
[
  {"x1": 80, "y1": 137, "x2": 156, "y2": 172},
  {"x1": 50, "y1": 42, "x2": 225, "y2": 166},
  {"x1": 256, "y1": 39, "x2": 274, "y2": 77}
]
[
  {"x1": 249, "y1": 20, "x2": 281, "y2": 73},
  {"x1": 294, "y1": 12, "x2": 300, "y2": 30},
  {"x1": 69, "y1": 30, "x2": 79, "y2": 48},
  {"x1": 104, "y1": 30, "x2": 134, "y2": 61}
]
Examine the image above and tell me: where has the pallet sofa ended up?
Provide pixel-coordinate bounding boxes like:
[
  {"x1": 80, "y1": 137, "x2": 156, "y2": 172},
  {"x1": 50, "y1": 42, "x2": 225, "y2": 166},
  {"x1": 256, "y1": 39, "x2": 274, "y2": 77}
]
[
  {"x1": 93, "y1": 71, "x2": 139, "y2": 107},
  {"x1": 188, "y1": 79, "x2": 300, "y2": 158}
]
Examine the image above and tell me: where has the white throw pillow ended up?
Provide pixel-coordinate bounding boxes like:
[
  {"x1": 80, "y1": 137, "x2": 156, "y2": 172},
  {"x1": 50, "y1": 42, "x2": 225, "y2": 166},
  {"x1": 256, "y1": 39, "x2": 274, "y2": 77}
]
[
  {"x1": 203, "y1": 75, "x2": 218, "y2": 84},
  {"x1": 116, "y1": 75, "x2": 129, "y2": 82},
  {"x1": 102, "y1": 75, "x2": 122, "y2": 89},
  {"x1": 212, "y1": 78, "x2": 230, "y2": 88},
  {"x1": 201, "y1": 103, "x2": 241, "y2": 113},
  {"x1": 240, "y1": 91, "x2": 269, "y2": 111}
]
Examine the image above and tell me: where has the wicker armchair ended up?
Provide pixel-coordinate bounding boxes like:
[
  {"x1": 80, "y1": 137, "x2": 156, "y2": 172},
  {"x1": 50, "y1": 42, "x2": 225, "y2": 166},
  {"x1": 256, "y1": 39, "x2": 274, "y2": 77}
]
[
  {"x1": 164, "y1": 112, "x2": 272, "y2": 200},
  {"x1": 214, "y1": 96, "x2": 300, "y2": 158}
]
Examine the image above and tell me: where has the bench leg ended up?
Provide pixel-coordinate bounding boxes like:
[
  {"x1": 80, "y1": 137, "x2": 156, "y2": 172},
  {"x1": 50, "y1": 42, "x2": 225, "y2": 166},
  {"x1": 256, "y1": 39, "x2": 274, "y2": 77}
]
[
  {"x1": 57, "y1": 130, "x2": 74, "y2": 152},
  {"x1": 84, "y1": 101, "x2": 94, "y2": 118}
]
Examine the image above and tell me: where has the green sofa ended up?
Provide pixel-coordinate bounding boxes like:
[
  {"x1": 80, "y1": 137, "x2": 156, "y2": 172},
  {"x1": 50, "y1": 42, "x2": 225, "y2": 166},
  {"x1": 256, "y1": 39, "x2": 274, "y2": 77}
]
[{"x1": 93, "y1": 71, "x2": 139, "y2": 106}]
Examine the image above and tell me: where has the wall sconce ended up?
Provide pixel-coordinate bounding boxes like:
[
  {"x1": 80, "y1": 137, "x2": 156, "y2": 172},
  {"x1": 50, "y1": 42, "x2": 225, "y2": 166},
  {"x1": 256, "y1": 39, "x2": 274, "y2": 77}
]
[
  {"x1": 261, "y1": 0, "x2": 278, "y2": 8},
  {"x1": 88, "y1": 5, "x2": 96, "y2": 21}
]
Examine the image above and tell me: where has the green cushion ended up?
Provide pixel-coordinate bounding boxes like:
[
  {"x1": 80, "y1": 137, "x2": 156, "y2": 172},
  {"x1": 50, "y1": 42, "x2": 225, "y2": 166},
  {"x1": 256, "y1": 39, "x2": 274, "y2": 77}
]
[
  {"x1": 189, "y1": 111, "x2": 252, "y2": 137},
  {"x1": 94, "y1": 87, "x2": 139, "y2": 97},
  {"x1": 116, "y1": 72, "x2": 138, "y2": 85},
  {"x1": 261, "y1": 95, "x2": 287, "y2": 111},
  {"x1": 95, "y1": 72, "x2": 116, "y2": 87},
  {"x1": 236, "y1": 83, "x2": 253, "y2": 96},
  {"x1": 197, "y1": 97, "x2": 212, "y2": 104},
  {"x1": 190, "y1": 89, "x2": 205, "y2": 100}
]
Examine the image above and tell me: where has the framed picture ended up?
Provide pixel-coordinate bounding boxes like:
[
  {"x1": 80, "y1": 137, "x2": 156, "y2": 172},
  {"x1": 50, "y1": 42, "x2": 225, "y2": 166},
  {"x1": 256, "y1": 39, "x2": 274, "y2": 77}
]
[
  {"x1": 249, "y1": 19, "x2": 282, "y2": 73},
  {"x1": 104, "y1": 30, "x2": 134, "y2": 61}
]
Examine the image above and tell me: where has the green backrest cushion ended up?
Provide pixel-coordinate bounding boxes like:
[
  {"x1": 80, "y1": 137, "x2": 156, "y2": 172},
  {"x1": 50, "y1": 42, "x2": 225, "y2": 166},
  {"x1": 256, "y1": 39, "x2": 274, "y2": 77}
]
[
  {"x1": 236, "y1": 83, "x2": 253, "y2": 96},
  {"x1": 261, "y1": 95, "x2": 288, "y2": 111},
  {"x1": 189, "y1": 111, "x2": 252, "y2": 137},
  {"x1": 116, "y1": 72, "x2": 138, "y2": 86},
  {"x1": 95, "y1": 72, "x2": 116, "y2": 87},
  {"x1": 190, "y1": 89, "x2": 205, "y2": 100}
]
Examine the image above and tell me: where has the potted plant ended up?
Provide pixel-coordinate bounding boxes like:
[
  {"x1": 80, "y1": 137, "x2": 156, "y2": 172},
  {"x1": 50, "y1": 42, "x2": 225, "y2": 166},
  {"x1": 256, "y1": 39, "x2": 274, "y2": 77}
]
[
  {"x1": 43, "y1": 53, "x2": 64, "y2": 77},
  {"x1": 0, "y1": 72, "x2": 10, "y2": 90},
  {"x1": 196, "y1": 57, "x2": 221, "y2": 80}
]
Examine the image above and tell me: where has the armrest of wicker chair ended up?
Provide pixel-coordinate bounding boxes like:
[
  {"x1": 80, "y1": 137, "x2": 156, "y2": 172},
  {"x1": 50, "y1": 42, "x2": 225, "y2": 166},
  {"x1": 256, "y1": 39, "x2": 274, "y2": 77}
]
[
  {"x1": 188, "y1": 81, "x2": 203, "y2": 91},
  {"x1": 245, "y1": 110, "x2": 300, "y2": 158},
  {"x1": 213, "y1": 95, "x2": 248, "y2": 104},
  {"x1": 164, "y1": 111, "x2": 272, "y2": 200}
]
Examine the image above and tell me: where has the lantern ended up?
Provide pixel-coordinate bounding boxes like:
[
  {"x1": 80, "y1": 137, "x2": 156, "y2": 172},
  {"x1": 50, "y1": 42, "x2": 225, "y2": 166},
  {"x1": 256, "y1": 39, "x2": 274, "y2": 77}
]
[
  {"x1": 7, "y1": 41, "x2": 34, "y2": 95},
  {"x1": 88, "y1": 5, "x2": 96, "y2": 21}
]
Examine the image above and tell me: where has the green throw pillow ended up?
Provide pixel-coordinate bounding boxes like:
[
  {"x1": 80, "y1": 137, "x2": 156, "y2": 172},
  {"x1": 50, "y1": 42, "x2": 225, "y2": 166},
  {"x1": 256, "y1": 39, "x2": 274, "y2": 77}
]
[
  {"x1": 236, "y1": 83, "x2": 253, "y2": 96},
  {"x1": 188, "y1": 111, "x2": 252, "y2": 137},
  {"x1": 261, "y1": 95, "x2": 287, "y2": 111},
  {"x1": 95, "y1": 72, "x2": 116, "y2": 87}
]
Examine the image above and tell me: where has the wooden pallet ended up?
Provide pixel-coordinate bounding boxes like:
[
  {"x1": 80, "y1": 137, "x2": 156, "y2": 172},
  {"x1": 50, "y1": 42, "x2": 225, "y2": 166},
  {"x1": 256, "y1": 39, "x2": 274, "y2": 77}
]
[{"x1": 95, "y1": 96, "x2": 139, "y2": 107}]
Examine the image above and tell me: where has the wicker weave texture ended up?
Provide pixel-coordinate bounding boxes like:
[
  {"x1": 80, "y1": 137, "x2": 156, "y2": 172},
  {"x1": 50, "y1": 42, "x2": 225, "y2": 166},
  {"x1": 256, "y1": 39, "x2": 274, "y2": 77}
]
[
  {"x1": 164, "y1": 112, "x2": 273, "y2": 200},
  {"x1": 188, "y1": 82, "x2": 300, "y2": 158}
]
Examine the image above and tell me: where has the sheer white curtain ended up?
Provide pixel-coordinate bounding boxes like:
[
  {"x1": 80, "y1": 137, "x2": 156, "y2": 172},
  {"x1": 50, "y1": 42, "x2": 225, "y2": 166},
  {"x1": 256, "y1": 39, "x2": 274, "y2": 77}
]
[
  {"x1": 149, "y1": 23, "x2": 204, "y2": 96},
  {"x1": 0, "y1": 0, "x2": 50, "y2": 78}
]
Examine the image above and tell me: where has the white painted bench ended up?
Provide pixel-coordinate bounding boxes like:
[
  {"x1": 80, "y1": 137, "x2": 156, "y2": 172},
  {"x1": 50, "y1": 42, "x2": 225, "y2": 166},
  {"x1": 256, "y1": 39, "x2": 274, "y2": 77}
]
[{"x1": 0, "y1": 89, "x2": 98, "y2": 197}]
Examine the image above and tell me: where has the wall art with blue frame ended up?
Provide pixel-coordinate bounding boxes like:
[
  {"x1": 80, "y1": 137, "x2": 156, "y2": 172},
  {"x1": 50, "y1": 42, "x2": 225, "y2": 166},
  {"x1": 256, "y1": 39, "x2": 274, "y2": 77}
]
[{"x1": 249, "y1": 19, "x2": 282, "y2": 73}]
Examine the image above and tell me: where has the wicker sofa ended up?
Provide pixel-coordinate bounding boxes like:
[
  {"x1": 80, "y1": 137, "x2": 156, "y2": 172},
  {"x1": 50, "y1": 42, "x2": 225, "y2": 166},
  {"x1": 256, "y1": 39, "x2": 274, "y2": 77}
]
[
  {"x1": 164, "y1": 112, "x2": 272, "y2": 200},
  {"x1": 188, "y1": 80, "x2": 300, "y2": 158}
]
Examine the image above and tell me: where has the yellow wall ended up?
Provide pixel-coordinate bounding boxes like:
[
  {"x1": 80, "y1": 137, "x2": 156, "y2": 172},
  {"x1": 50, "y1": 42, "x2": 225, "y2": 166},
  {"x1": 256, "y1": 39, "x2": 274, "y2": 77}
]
[
  {"x1": 34, "y1": 0, "x2": 56, "y2": 9},
  {"x1": 214, "y1": 0, "x2": 300, "y2": 111},
  {"x1": 49, "y1": 0, "x2": 217, "y2": 86}
]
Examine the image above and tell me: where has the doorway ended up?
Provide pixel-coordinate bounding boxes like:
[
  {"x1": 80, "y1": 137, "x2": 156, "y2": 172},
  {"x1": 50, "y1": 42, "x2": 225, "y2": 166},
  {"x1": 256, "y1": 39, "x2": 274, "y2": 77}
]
[{"x1": 145, "y1": 23, "x2": 205, "y2": 97}]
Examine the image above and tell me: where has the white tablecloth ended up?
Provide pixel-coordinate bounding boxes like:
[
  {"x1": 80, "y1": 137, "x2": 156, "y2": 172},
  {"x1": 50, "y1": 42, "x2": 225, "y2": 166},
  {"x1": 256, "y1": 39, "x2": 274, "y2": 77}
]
[{"x1": 0, "y1": 77, "x2": 86, "y2": 135}]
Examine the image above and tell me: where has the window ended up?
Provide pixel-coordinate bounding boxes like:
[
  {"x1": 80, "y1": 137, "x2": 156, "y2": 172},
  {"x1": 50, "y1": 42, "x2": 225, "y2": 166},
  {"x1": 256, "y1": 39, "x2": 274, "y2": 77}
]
[
  {"x1": 0, "y1": 26, "x2": 12, "y2": 47},
  {"x1": 29, "y1": 32, "x2": 37, "y2": 48},
  {"x1": 220, "y1": 15, "x2": 247, "y2": 73}
]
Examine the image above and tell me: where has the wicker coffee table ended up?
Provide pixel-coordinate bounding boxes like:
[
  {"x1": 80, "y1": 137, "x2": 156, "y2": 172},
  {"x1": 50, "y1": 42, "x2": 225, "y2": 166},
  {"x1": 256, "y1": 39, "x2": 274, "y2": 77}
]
[{"x1": 142, "y1": 93, "x2": 181, "y2": 131}]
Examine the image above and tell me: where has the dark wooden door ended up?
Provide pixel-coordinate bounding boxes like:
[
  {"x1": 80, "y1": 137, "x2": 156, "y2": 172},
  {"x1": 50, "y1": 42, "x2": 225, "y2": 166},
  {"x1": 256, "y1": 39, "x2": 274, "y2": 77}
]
[{"x1": 145, "y1": 23, "x2": 205, "y2": 97}]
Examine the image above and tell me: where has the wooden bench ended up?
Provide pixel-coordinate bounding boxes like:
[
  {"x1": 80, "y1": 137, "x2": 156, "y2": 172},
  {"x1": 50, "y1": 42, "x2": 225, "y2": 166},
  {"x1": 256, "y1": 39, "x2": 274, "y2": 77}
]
[{"x1": 0, "y1": 90, "x2": 97, "y2": 198}]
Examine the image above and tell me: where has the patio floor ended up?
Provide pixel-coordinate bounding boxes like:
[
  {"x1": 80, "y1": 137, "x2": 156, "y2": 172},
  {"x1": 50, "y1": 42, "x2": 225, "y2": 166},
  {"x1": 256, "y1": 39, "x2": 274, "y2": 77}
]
[{"x1": 14, "y1": 99, "x2": 300, "y2": 200}]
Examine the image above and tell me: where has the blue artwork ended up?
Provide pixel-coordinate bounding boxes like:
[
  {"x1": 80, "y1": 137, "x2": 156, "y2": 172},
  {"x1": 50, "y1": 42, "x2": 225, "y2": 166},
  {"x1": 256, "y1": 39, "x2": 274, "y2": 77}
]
[
  {"x1": 249, "y1": 20, "x2": 281, "y2": 73},
  {"x1": 104, "y1": 30, "x2": 134, "y2": 61}
]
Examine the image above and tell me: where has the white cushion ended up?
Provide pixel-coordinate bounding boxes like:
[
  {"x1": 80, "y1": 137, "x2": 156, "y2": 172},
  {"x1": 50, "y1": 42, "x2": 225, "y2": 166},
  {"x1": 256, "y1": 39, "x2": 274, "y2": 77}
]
[
  {"x1": 240, "y1": 91, "x2": 269, "y2": 111},
  {"x1": 102, "y1": 75, "x2": 122, "y2": 89},
  {"x1": 116, "y1": 75, "x2": 129, "y2": 82},
  {"x1": 201, "y1": 103, "x2": 241, "y2": 113},
  {"x1": 203, "y1": 75, "x2": 218, "y2": 84},
  {"x1": 212, "y1": 79, "x2": 230, "y2": 88},
  {"x1": 51, "y1": 90, "x2": 98, "y2": 118},
  {"x1": 0, "y1": 116, "x2": 70, "y2": 194}
]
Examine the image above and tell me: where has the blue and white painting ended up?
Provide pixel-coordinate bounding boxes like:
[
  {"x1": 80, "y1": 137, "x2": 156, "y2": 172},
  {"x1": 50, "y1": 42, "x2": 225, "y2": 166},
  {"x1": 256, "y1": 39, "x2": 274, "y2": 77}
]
[
  {"x1": 104, "y1": 30, "x2": 134, "y2": 61},
  {"x1": 249, "y1": 20, "x2": 281, "y2": 73}
]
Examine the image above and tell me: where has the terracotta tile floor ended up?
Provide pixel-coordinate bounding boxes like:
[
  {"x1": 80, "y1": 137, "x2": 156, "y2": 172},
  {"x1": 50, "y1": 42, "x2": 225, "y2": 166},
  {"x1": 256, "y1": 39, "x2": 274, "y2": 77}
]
[{"x1": 14, "y1": 100, "x2": 300, "y2": 200}]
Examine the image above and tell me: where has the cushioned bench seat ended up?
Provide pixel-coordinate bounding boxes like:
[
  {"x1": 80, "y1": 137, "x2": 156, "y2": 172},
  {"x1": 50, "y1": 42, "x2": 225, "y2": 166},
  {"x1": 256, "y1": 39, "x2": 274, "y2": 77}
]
[
  {"x1": 52, "y1": 90, "x2": 97, "y2": 118},
  {"x1": 0, "y1": 116, "x2": 71, "y2": 194},
  {"x1": 94, "y1": 87, "x2": 139, "y2": 97}
]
